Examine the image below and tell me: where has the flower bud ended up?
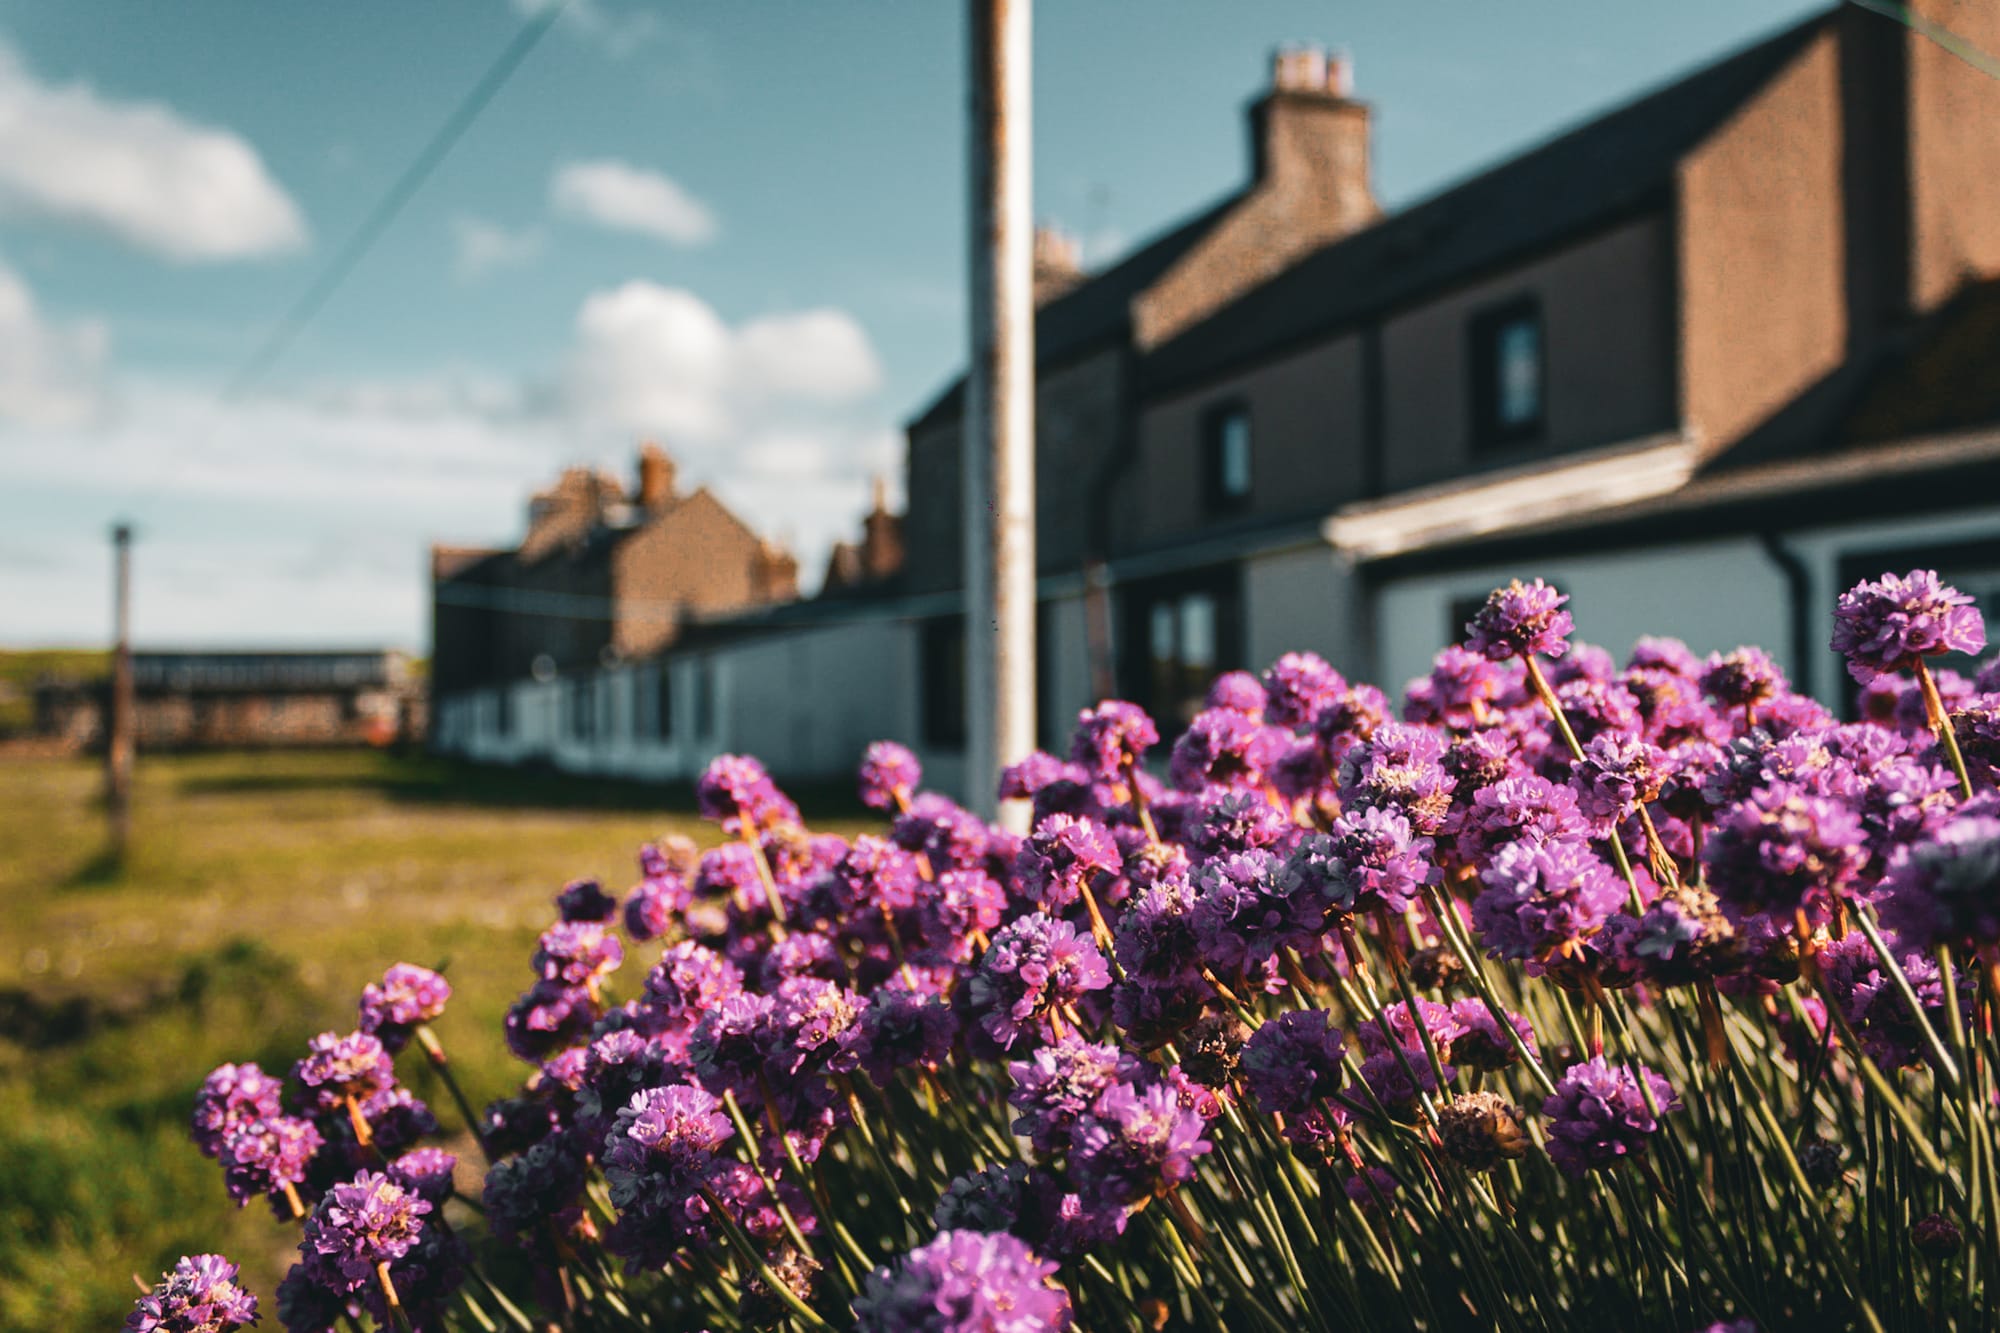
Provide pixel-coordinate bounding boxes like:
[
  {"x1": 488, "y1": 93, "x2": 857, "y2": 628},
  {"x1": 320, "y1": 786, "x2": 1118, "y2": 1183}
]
[
  {"x1": 1180, "y1": 1014, "x2": 1250, "y2": 1089},
  {"x1": 1436, "y1": 1091, "x2": 1530, "y2": 1172},
  {"x1": 1799, "y1": 1138, "x2": 1844, "y2": 1191},
  {"x1": 740, "y1": 1247, "x2": 822, "y2": 1324},
  {"x1": 1408, "y1": 945, "x2": 1463, "y2": 991},
  {"x1": 1913, "y1": 1213, "x2": 1962, "y2": 1261}
]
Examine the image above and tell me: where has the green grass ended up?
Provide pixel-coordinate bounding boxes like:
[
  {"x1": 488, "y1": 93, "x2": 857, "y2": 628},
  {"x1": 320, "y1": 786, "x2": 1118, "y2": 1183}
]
[
  {"x1": 0, "y1": 647, "x2": 107, "y2": 734},
  {"x1": 0, "y1": 747, "x2": 870, "y2": 1328}
]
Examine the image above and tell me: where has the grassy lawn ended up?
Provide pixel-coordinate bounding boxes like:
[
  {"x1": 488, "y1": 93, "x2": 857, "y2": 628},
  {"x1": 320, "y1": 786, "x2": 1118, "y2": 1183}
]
[{"x1": 0, "y1": 747, "x2": 871, "y2": 1329}]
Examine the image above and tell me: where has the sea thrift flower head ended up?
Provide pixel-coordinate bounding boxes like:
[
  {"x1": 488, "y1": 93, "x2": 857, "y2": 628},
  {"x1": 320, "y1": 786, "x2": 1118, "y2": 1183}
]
[
  {"x1": 695, "y1": 753, "x2": 798, "y2": 832},
  {"x1": 1453, "y1": 774, "x2": 1590, "y2": 865},
  {"x1": 688, "y1": 991, "x2": 779, "y2": 1096},
  {"x1": 622, "y1": 872, "x2": 691, "y2": 942},
  {"x1": 1702, "y1": 783, "x2": 1868, "y2": 926},
  {"x1": 768, "y1": 974, "x2": 865, "y2": 1077},
  {"x1": 1343, "y1": 1166, "x2": 1401, "y2": 1212},
  {"x1": 1007, "y1": 1036, "x2": 1145, "y2": 1154},
  {"x1": 1206, "y1": 670, "x2": 1268, "y2": 716},
  {"x1": 1269, "y1": 737, "x2": 1334, "y2": 805},
  {"x1": 1949, "y1": 700, "x2": 2000, "y2": 791},
  {"x1": 1882, "y1": 814, "x2": 2000, "y2": 951},
  {"x1": 1833, "y1": 569, "x2": 1987, "y2": 684},
  {"x1": 219, "y1": 1114, "x2": 323, "y2": 1207},
  {"x1": 555, "y1": 877, "x2": 616, "y2": 923},
  {"x1": 893, "y1": 796, "x2": 991, "y2": 873},
  {"x1": 933, "y1": 1161, "x2": 1050, "y2": 1235},
  {"x1": 1169, "y1": 707, "x2": 1282, "y2": 792},
  {"x1": 1404, "y1": 646, "x2": 1505, "y2": 728},
  {"x1": 917, "y1": 869, "x2": 1008, "y2": 962},
  {"x1": 1606, "y1": 881, "x2": 1736, "y2": 986},
  {"x1": 1286, "y1": 806, "x2": 1439, "y2": 917},
  {"x1": 125, "y1": 1254, "x2": 258, "y2": 1333},
  {"x1": 760, "y1": 930, "x2": 844, "y2": 988},
  {"x1": 1240, "y1": 1009, "x2": 1347, "y2": 1117},
  {"x1": 642, "y1": 940, "x2": 743, "y2": 1022},
  {"x1": 825, "y1": 833, "x2": 924, "y2": 919},
  {"x1": 1357, "y1": 998, "x2": 1466, "y2": 1106},
  {"x1": 1568, "y1": 732, "x2": 1665, "y2": 830},
  {"x1": 1179, "y1": 1013, "x2": 1250, "y2": 1088},
  {"x1": 852, "y1": 1229, "x2": 1073, "y2": 1333},
  {"x1": 483, "y1": 1132, "x2": 588, "y2": 1243},
  {"x1": 1541, "y1": 1056, "x2": 1679, "y2": 1176},
  {"x1": 1071, "y1": 1082, "x2": 1212, "y2": 1209},
  {"x1": 1445, "y1": 728, "x2": 1520, "y2": 792},
  {"x1": 192, "y1": 1062, "x2": 284, "y2": 1158},
  {"x1": 357, "y1": 963, "x2": 451, "y2": 1052},
  {"x1": 532, "y1": 921, "x2": 623, "y2": 988},
  {"x1": 274, "y1": 1263, "x2": 348, "y2": 1333},
  {"x1": 1628, "y1": 635, "x2": 1702, "y2": 678},
  {"x1": 967, "y1": 913, "x2": 1112, "y2": 1050},
  {"x1": 1014, "y1": 814, "x2": 1121, "y2": 912},
  {"x1": 1069, "y1": 700, "x2": 1159, "y2": 781},
  {"x1": 1315, "y1": 682, "x2": 1392, "y2": 761},
  {"x1": 1110, "y1": 972, "x2": 1213, "y2": 1049},
  {"x1": 1338, "y1": 720, "x2": 1457, "y2": 835},
  {"x1": 1113, "y1": 873, "x2": 1203, "y2": 979},
  {"x1": 1261, "y1": 652, "x2": 1345, "y2": 729},
  {"x1": 357, "y1": 1086, "x2": 437, "y2": 1156},
  {"x1": 1184, "y1": 790, "x2": 1295, "y2": 859},
  {"x1": 999, "y1": 751, "x2": 1087, "y2": 802},
  {"x1": 386, "y1": 1147, "x2": 458, "y2": 1204},
  {"x1": 1471, "y1": 837, "x2": 1624, "y2": 964},
  {"x1": 841, "y1": 984, "x2": 957, "y2": 1088},
  {"x1": 294, "y1": 1031, "x2": 394, "y2": 1112},
  {"x1": 301, "y1": 1169, "x2": 431, "y2": 1291},
  {"x1": 1700, "y1": 647, "x2": 1785, "y2": 710},
  {"x1": 1190, "y1": 848, "x2": 1313, "y2": 972},
  {"x1": 1914, "y1": 1213, "x2": 1964, "y2": 1261},
  {"x1": 858, "y1": 740, "x2": 922, "y2": 811},
  {"x1": 1437, "y1": 1091, "x2": 1531, "y2": 1171},
  {"x1": 1465, "y1": 578, "x2": 1573, "y2": 661},
  {"x1": 1856, "y1": 757, "x2": 1960, "y2": 874},
  {"x1": 503, "y1": 981, "x2": 594, "y2": 1062},
  {"x1": 1448, "y1": 998, "x2": 1540, "y2": 1072}
]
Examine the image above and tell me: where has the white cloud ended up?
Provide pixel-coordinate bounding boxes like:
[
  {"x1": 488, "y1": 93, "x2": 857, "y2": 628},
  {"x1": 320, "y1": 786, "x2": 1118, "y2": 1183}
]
[
  {"x1": 450, "y1": 215, "x2": 543, "y2": 281},
  {"x1": 550, "y1": 159, "x2": 716, "y2": 247},
  {"x1": 0, "y1": 256, "x2": 108, "y2": 426},
  {"x1": 0, "y1": 42, "x2": 306, "y2": 262},
  {"x1": 513, "y1": 0, "x2": 664, "y2": 60}
]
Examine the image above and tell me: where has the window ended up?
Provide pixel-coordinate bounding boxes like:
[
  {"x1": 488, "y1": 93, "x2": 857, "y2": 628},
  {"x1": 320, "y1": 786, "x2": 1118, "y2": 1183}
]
[
  {"x1": 691, "y1": 659, "x2": 715, "y2": 739},
  {"x1": 921, "y1": 617, "x2": 967, "y2": 748},
  {"x1": 568, "y1": 678, "x2": 593, "y2": 741},
  {"x1": 1203, "y1": 403, "x2": 1253, "y2": 512},
  {"x1": 495, "y1": 685, "x2": 513, "y2": 738},
  {"x1": 1470, "y1": 296, "x2": 1545, "y2": 447},
  {"x1": 656, "y1": 664, "x2": 674, "y2": 740},
  {"x1": 1123, "y1": 568, "x2": 1243, "y2": 729}
]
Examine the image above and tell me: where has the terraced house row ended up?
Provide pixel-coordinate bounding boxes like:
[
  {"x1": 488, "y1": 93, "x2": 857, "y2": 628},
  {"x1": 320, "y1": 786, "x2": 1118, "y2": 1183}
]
[{"x1": 431, "y1": 2, "x2": 2000, "y2": 798}]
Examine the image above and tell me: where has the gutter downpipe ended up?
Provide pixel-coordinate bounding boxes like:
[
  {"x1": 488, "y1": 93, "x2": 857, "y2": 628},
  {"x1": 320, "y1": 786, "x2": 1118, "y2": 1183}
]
[{"x1": 1758, "y1": 530, "x2": 1813, "y2": 701}]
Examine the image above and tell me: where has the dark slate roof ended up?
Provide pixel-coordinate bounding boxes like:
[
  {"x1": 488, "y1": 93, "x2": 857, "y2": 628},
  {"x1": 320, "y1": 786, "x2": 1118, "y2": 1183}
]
[
  {"x1": 1138, "y1": 9, "x2": 1834, "y2": 397},
  {"x1": 906, "y1": 193, "x2": 1243, "y2": 432}
]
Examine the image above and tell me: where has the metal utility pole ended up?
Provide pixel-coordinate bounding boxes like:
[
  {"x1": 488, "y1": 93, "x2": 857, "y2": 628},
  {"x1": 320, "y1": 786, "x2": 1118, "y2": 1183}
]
[
  {"x1": 106, "y1": 522, "x2": 136, "y2": 857},
  {"x1": 964, "y1": 0, "x2": 1037, "y2": 824}
]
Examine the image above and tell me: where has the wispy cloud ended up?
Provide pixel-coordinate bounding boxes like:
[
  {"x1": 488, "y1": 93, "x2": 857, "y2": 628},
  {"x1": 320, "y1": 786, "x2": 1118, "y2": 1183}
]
[
  {"x1": 511, "y1": 0, "x2": 665, "y2": 60},
  {"x1": 450, "y1": 215, "x2": 544, "y2": 282},
  {"x1": 0, "y1": 41, "x2": 306, "y2": 262},
  {"x1": 550, "y1": 159, "x2": 717, "y2": 247},
  {"x1": 0, "y1": 254, "x2": 108, "y2": 426}
]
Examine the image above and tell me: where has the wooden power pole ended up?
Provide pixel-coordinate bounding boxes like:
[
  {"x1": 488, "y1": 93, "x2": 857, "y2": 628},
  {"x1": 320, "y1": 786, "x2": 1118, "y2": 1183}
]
[
  {"x1": 964, "y1": 0, "x2": 1037, "y2": 824},
  {"x1": 107, "y1": 522, "x2": 135, "y2": 857}
]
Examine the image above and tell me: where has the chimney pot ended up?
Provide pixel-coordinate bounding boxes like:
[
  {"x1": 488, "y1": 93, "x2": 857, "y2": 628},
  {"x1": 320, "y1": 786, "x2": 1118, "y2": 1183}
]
[{"x1": 1032, "y1": 224, "x2": 1084, "y2": 305}]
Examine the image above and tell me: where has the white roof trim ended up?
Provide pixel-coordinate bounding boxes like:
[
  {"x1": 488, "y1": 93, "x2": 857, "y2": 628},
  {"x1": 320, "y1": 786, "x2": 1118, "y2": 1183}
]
[{"x1": 1322, "y1": 430, "x2": 1699, "y2": 560}]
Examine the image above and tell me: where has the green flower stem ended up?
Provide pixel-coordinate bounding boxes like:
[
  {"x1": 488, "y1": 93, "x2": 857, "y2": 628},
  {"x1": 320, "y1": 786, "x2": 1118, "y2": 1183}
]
[
  {"x1": 1852, "y1": 904, "x2": 1962, "y2": 1090},
  {"x1": 716, "y1": 1089, "x2": 822, "y2": 1268},
  {"x1": 414, "y1": 1023, "x2": 493, "y2": 1164},
  {"x1": 1917, "y1": 660, "x2": 1976, "y2": 799},
  {"x1": 697, "y1": 1184, "x2": 834, "y2": 1330}
]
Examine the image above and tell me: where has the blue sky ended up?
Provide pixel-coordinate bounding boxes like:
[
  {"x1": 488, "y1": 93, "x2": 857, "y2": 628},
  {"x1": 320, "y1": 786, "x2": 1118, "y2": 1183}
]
[{"x1": 0, "y1": 0, "x2": 1821, "y2": 649}]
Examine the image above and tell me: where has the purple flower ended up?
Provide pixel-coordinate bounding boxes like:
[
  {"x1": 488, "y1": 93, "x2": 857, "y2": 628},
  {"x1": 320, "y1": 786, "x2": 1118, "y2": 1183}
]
[
  {"x1": 1604, "y1": 882, "x2": 1735, "y2": 987},
  {"x1": 294, "y1": 1031, "x2": 395, "y2": 1112},
  {"x1": 1113, "y1": 873, "x2": 1202, "y2": 979},
  {"x1": 893, "y1": 796, "x2": 990, "y2": 873},
  {"x1": 192, "y1": 1062, "x2": 284, "y2": 1159},
  {"x1": 688, "y1": 991, "x2": 779, "y2": 1097},
  {"x1": 1882, "y1": 814, "x2": 2000, "y2": 951},
  {"x1": 623, "y1": 871, "x2": 690, "y2": 942},
  {"x1": 1000, "y1": 751, "x2": 1088, "y2": 802},
  {"x1": 1699, "y1": 647, "x2": 1784, "y2": 710},
  {"x1": 967, "y1": 913, "x2": 1112, "y2": 1050},
  {"x1": 841, "y1": 984, "x2": 957, "y2": 1088},
  {"x1": 126, "y1": 1254, "x2": 258, "y2": 1333},
  {"x1": 1191, "y1": 848, "x2": 1316, "y2": 972},
  {"x1": 1471, "y1": 838, "x2": 1625, "y2": 964},
  {"x1": 1817, "y1": 933, "x2": 1966, "y2": 1070},
  {"x1": 1262, "y1": 652, "x2": 1345, "y2": 729},
  {"x1": 301, "y1": 1169, "x2": 431, "y2": 1291},
  {"x1": 1702, "y1": 784, "x2": 1867, "y2": 926},
  {"x1": 552, "y1": 876, "x2": 616, "y2": 923},
  {"x1": 532, "y1": 921, "x2": 622, "y2": 988},
  {"x1": 1568, "y1": 733, "x2": 1665, "y2": 831},
  {"x1": 1240, "y1": 1009, "x2": 1347, "y2": 1117},
  {"x1": 1628, "y1": 636, "x2": 1701, "y2": 677},
  {"x1": 219, "y1": 1114, "x2": 323, "y2": 1207},
  {"x1": 769, "y1": 975, "x2": 866, "y2": 1078},
  {"x1": 1184, "y1": 791, "x2": 1295, "y2": 859},
  {"x1": 386, "y1": 1147, "x2": 458, "y2": 1204},
  {"x1": 503, "y1": 981, "x2": 595, "y2": 1062},
  {"x1": 642, "y1": 940, "x2": 743, "y2": 1024},
  {"x1": 1013, "y1": 814, "x2": 1121, "y2": 912},
  {"x1": 1315, "y1": 683, "x2": 1392, "y2": 761},
  {"x1": 1071, "y1": 1082, "x2": 1212, "y2": 1209},
  {"x1": 1110, "y1": 971, "x2": 1213, "y2": 1048},
  {"x1": 1448, "y1": 998, "x2": 1540, "y2": 1071},
  {"x1": 859, "y1": 740, "x2": 922, "y2": 810},
  {"x1": 601, "y1": 1083, "x2": 733, "y2": 1265},
  {"x1": 696, "y1": 753, "x2": 798, "y2": 832},
  {"x1": 1466, "y1": 578, "x2": 1573, "y2": 661},
  {"x1": 484, "y1": 1132, "x2": 588, "y2": 1243},
  {"x1": 852, "y1": 1230, "x2": 1073, "y2": 1333},
  {"x1": 1357, "y1": 998, "x2": 1466, "y2": 1106},
  {"x1": 1452, "y1": 774, "x2": 1589, "y2": 865},
  {"x1": 1286, "y1": 806, "x2": 1439, "y2": 918},
  {"x1": 1338, "y1": 721, "x2": 1456, "y2": 835},
  {"x1": 1404, "y1": 646, "x2": 1506, "y2": 728},
  {"x1": 1206, "y1": 670, "x2": 1268, "y2": 716},
  {"x1": 1070, "y1": 700, "x2": 1159, "y2": 781},
  {"x1": 1541, "y1": 1056, "x2": 1679, "y2": 1176},
  {"x1": 357, "y1": 964, "x2": 451, "y2": 1052},
  {"x1": 1834, "y1": 570, "x2": 1989, "y2": 685},
  {"x1": 274, "y1": 1262, "x2": 348, "y2": 1333},
  {"x1": 1169, "y1": 708, "x2": 1283, "y2": 792},
  {"x1": 1008, "y1": 1036, "x2": 1145, "y2": 1154}
]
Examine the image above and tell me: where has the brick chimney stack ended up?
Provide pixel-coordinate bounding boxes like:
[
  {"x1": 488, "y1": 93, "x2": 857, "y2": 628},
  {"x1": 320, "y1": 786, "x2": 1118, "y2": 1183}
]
[
  {"x1": 1250, "y1": 45, "x2": 1376, "y2": 232},
  {"x1": 635, "y1": 442, "x2": 677, "y2": 513},
  {"x1": 1033, "y1": 224, "x2": 1084, "y2": 306}
]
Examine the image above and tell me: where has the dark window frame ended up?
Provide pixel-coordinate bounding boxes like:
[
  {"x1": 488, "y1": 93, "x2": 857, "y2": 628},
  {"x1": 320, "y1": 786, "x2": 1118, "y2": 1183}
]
[
  {"x1": 920, "y1": 615, "x2": 968, "y2": 750},
  {"x1": 656, "y1": 663, "x2": 674, "y2": 741},
  {"x1": 1201, "y1": 399, "x2": 1254, "y2": 515},
  {"x1": 1118, "y1": 564, "x2": 1245, "y2": 731},
  {"x1": 1468, "y1": 294, "x2": 1546, "y2": 450}
]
